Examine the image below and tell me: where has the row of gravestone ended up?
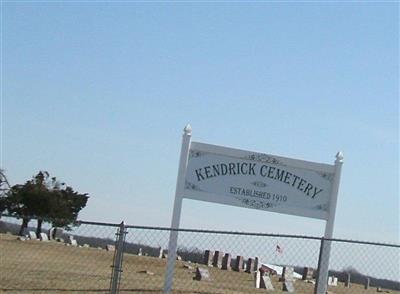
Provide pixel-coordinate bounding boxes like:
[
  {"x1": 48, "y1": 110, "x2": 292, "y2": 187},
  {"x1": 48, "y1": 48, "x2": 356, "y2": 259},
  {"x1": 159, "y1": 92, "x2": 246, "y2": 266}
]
[
  {"x1": 255, "y1": 269, "x2": 289, "y2": 292},
  {"x1": 19, "y1": 230, "x2": 118, "y2": 252},
  {"x1": 340, "y1": 273, "x2": 373, "y2": 290},
  {"x1": 195, "y1": 262, "x2": 297, "y2": 292},
  {"x1": 17, "y1": 231, "x2": 51, "y2": 242},
  {"x1": 203, "y1": 250, "x2": 259, "y2": 273},
  {"x1": 136, "y1": 247, "x2": 182, "y2": 260},
  {"x1": 303, "y1": 268, "x2": 373, "y2": 290},
  {"x1": 256, "y1": 266, "x2": 297, "y2": 292}
]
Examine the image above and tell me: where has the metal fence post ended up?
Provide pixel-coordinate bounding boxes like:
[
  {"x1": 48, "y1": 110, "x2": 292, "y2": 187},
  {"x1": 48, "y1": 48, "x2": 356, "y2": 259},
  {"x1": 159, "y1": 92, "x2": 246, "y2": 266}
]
[
  {"x1": 110, "y1": 221, "x2": 126, "y2": 294},
  {"x1": 314, "y1": 237, "x2": 329, "y2": 294}
]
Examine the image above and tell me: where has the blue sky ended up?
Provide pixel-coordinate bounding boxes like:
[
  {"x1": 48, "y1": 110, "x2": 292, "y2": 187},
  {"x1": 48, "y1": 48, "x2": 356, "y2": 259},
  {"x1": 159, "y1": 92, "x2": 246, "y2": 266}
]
[{"x1": 2, "y1": 2, "x2": 398, "y2": 243}]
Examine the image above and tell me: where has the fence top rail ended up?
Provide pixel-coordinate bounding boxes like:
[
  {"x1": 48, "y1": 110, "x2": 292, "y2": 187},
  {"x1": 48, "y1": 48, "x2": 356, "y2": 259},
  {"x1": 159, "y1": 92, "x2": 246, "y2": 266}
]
[
  {"x1": 321, "y1": 236, "x2": 400, "y2": 248},
  {"x1": 77, "y1": 220, "x2": 121, "y2": 227},
  {"x1": 126, "y1": 224, "x2": 324, "y2": 240},
  {"x1": 125, "y1": 224, "x2": 400, "y2": 248},
  {"x1": 2, "y1": 214, "x2": 399, "y2": 248}
]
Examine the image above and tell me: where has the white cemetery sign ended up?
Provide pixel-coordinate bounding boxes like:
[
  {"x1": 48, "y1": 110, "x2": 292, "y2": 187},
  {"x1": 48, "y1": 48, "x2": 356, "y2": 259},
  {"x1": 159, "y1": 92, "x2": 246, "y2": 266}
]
[
  {"x1": 184, "y1": 142, "x2": 334, "y2": 220},
  {"x1": 164, "y1": 125, "x2": 343, "y2": 294}
]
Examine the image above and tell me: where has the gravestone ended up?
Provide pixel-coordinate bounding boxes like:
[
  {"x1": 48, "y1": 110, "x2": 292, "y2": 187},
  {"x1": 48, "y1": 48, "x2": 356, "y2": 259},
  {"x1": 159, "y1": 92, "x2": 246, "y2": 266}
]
[
  {"x1": 365, "y1": 277, "x2": 370, "y2": 290},
  {"x1": 302, "y1": 267, "x2": 314, "y2": 280},
  {"x1": 328, "y1": 276, "x2": 338, "y2": 286},
  {"x1": 260, "y1": 275, "x2": 274, "y2": 291},
  {"x1": 70, "y1": 239, "x2": 78, "y2": 246},
  {"x1": 194, "y1": 267, "x2": 211, "y2": 281},
  {"x1": 28, "y1": 231, "x2": 37, "y2": 240},
  {"x1": 48, "y1": 228, "x2": 55, "y2": 240},
  {"x1": 246, "y1": 258, "x2": 255, "y2": 273},
  {"x1": 138, "y1": 248, "x2": 142, "y2": 256},
  {"x1": 345, "y1": 273, "x2": 351, "y2": 288},
  {"x1": 67, "y1": 235, "x2": 75, "y2": 244},
  {"x1": 282, "y1": 266, "x2": 294, "y2": 282},
  {"x1": 234, "y1": 255, "x2": 244, "y2": 272},
  {"x1": 245, "y1": 258, "x2": 253, "y2": 273},
  {"x1": 39, "y1": 233, "x2": 49, "y2": 241},
  {"x1": 254, "y1": 269, "x2": 261, "y2": 288},
  {"x1": 158, "y1": 247, "x2": 163, "y2": 259},
  {"x1": 283, "y1": 281, "x2": 295, "y2": 292},
  {"x1": 213, "y1": 251, "x2": 224, "y2": 268},
  {"x1": 204, "y1": 250, "x2": 214, "y2": 267},
  {"x1": 183, "y1": 264, "x2": 194, "y2": 270},
  {"x1": 55, "y1": 228, "x2": 63, "y2": 239},
  {"x1": 221, "y1": 253, "x2": 231, "y2": 270},
  {"x1": 106, "y1": 244, "x2": 115, "y2": 251},
  {"x1": 138, "y1": 270, "x2": 154, "y2": 275},
  {"x1": 83, "y1": 244, "x2": 90, "y2": 248},
  {"x1": 333, "y1": 277, "x2": 338, "y2": 286}
]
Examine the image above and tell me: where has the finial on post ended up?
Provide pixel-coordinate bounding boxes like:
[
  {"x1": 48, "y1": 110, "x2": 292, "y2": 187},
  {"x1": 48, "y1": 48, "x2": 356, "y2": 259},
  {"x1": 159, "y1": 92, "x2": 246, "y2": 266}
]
[
  {"x1": 183, "y1": 124, "x2": 192, "y2": 135},
  {"x1": 335, "y1": 151, "x2": 344, "y2": 163}
]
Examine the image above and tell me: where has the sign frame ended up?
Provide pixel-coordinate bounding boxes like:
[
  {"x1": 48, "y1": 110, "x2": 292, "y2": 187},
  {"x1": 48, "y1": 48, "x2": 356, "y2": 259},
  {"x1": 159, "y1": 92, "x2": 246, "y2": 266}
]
[
  {"x1": 163, "y1": 125, "x2": 343, "y2": 294},
  {"x1": 184, "y1": 141, "x2": 336, "y2": 221}
]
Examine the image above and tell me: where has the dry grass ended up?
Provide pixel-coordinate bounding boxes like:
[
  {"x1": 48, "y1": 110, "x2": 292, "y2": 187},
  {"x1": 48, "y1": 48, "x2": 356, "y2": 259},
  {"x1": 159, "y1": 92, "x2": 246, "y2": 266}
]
[{"x1": 0, "y1": 234, "x2": 397, "y2": 294}]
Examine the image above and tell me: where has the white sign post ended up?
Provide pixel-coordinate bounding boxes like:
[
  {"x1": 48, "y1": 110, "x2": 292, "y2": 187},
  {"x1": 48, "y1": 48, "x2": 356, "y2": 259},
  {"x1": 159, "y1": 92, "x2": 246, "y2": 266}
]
[
  {"x1": 163, "y1": 126, "x2": 343, "y2": 293},
  {"x1": 315, "y1": 152, "x2": 343, "y2": 294},
  {"x1": 163, "y1": 125, "x2": 192, "y2": 294}
]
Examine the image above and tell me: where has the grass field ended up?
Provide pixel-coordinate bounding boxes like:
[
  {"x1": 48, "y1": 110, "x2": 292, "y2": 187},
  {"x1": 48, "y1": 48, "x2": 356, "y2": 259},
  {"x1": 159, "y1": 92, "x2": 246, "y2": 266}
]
[{"x1": 0, "y1": 233, "x2": 397, "y2": 294}]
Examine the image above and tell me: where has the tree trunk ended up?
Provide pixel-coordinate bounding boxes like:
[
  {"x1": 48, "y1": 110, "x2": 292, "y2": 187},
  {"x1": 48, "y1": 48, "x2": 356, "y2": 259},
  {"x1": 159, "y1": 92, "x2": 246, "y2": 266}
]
[
  {"x1": 52, "y1": 227, "x2": 57, "y2": 239},
  {"x1": 36, "y1": 218, "x2": 43, "y2": 236},
  {"x1": 19, "y1": 218, "x2": 29, "y2": 236}
]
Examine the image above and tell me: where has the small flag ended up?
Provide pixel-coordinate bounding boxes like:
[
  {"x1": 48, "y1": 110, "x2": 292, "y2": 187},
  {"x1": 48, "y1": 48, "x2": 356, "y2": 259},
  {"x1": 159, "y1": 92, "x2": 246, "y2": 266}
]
[{"x1": 276, "y1": 244, "x2": 283, "y2": 254}]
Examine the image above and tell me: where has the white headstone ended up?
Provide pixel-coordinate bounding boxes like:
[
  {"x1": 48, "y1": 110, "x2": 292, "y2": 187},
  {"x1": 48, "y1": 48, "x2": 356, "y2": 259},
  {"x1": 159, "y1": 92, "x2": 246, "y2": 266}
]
[
  {"x1": 48, "y1": 228, "x2": 55, "y2": 240},
  {"x1": 345, "y1": 273, "x2": 351, "y2": 288},
  {"x1": 106, "y1": 244, "x2": 115, "y2": 251},
  {"x1": 282, "y1": 267, "x2": 295, "y2": 282},
  {"x1": 194, "y1": 267, "x2": 211, "y2": 281},
  {"x1": 328, "y1": 276, "x2": 338, "y2": 286},
  {"x1": 183, "y1": 264, "x2": 193, "y2": 270},
  {"x1": 39, "y1": 233, "x2": 49, "y2": 241},
  {"x1": 254, "y1": 270, "x2": 261, "y2": 288},
  {"x1": 260, "y1": 275, "x2": 275, "y2": 290},
  {"x1": 283, "y1": 281, "x2": 295, "y2": 292},
  {"x1": 138, "y1": 248, "x2": 142, "y2": 256},
  {"x1": 364, "y1": 277, "x2": 370, "y2": 290},
  {"x1": 28, "y1": 231, "x2": 37, "y2": 240},
  {"x1": 70, "y1": 239, "x2": 78, "y2": 246}
]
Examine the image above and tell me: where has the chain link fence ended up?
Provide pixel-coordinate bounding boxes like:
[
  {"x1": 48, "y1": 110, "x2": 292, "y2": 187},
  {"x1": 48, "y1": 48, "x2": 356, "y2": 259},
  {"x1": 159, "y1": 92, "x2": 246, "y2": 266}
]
[{"x1": 0, "y1": 215, "x2": 399, "y2": 294}]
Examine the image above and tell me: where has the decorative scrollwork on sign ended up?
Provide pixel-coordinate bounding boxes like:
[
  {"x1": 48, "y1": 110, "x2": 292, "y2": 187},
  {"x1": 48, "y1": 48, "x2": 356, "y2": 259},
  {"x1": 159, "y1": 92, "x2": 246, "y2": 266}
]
[
  {"x1": 246, "y1": 153, "x2": 285, "y2": 166},
  {"x1": 185, "y1": 181, "x2": 203, "y2": 192},
  {"x1": 319, "y1": 172, "x2": 334, "y2": 182},
  {"x1": 236, "y1": 197, "x2": 277, "y2": 210},
  {"x1": 251, "y1": 181, "x2": 268, "y2": 188},
  {"x1": 189, "y1": 150, "x2": 205, "y2": 159},
  {"x1": 313, "y1": 203, "x2": 329, "y2": 211}
]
